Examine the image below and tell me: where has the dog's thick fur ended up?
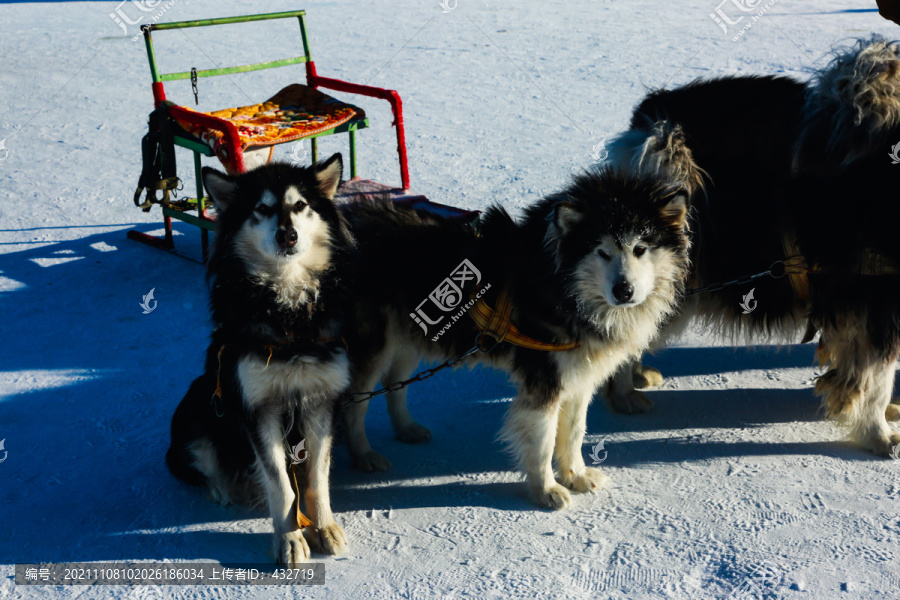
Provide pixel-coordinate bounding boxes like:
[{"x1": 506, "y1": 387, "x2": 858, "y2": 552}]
[
  {"x1": 341, "y1": 169, "x2": 690, "y2": 508},
  {"x1": 607, "y1": 37, "x2": 900, "y2": 455},
  {"x1": 166, "y1": 155, "x2": 353, "y2": 565}
]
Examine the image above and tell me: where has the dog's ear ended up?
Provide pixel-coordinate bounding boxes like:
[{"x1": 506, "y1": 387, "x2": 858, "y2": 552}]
[
  {"x1": 315, "y1": 153, "x2": 343, "y2": 199},
  {"x1": 658, "y1": 190, "x2": 688, "y2": 228},
  {"x1": 553, "y1": 201, "x2": 584, "y2": 235},
  {"x1": 202, "y1": 167, "x2": 238, "y2": 212}
]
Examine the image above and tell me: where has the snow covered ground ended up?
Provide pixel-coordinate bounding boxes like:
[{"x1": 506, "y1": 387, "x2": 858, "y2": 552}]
[{"x1": 1, "y1": 0, "x2": 899, "y2": 598}]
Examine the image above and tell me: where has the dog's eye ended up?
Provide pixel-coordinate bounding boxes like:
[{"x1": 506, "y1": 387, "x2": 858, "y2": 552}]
[
  {"x1": 596, "y1": 249, "x2": 610, "y2": 260},
  {"x1": 255, "y1": 204, "x2": 273, "y2": 216},
  {"x1": 293, "y1": 202, "x2": 307, "y2": 213},
  {"x1": 633, "y1": 246, "x2": 647, "y2": 258}
]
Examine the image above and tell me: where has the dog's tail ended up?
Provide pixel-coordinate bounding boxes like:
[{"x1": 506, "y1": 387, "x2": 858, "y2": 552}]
[
  {"x1": 606, "y1": 121, "x2": 705, "y2": 195},
  {"x1": 796, "y1": 35, "x2": 900, "y2": 170}
]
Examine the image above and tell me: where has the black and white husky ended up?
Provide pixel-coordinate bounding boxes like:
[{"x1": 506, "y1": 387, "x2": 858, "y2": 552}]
[
  {"x1": 608, "y1": 37, "x2": 900, "y2": 456},
  {"x1": 166, "y1": 154, "x2": 353, "y2": 565},
  {"x1": 341, "y1": 169, "x2": 691, "y2": 509}
]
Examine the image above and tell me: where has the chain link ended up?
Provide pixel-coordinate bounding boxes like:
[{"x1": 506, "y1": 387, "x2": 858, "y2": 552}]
[
  {"x1": 190, "y1": 67, "x2": 199, "y2": 105},
  {"x1": 340, "y1": 344, "x2": 482, "y2": 409},
  {"x1": 685, "y1": 260, "x2": 787, "y2": 296}
]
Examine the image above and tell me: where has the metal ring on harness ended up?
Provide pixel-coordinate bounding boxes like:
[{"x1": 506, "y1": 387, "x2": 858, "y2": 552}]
[{"x1": 474, "y1": 331, "x2": 503, "y2": 354}]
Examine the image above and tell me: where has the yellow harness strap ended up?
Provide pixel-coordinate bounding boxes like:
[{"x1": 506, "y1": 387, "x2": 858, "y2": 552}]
[
  {"x1": 782, "y1": 231, "x2": 900, "y2": 304},
  {"x1": 213, "y1": 345, "x2": 225, "y2": 398},
  {"x1": 469, "y1": 284, "x2": 580, "y2": 352},
  {"x1": 289, "y1": 463, "x2": 314, "y2": 530},
  {"x1": 781, "y1": 232, "x2": 812, "y2": 302}
]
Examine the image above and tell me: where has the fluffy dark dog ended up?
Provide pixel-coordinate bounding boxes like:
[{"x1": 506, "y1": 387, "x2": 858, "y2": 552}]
[
  {"x1": 166, "y1": 154, "x2": 353, "y2": 565},
  {"x1": 341, "y1": 169, "x2": 691, "y2": 509},
  {"x1": 607, "y1": 37, "x2": 900, "y2": 456}
]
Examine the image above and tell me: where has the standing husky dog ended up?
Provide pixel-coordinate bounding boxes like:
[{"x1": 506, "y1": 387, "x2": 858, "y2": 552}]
[
  {"x1": 342, "y1": 169, "x2": 690, "y2": 509},
  {"x1": 608, "y1": 37, "x2": 900, "y2": 456},
  {"x1": 166, "y1": 154, "x2": 353, "y2": 565}
]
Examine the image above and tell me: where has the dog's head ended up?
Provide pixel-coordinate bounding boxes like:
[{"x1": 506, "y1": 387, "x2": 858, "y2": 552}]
[
  {"x1": 544, "y1": 168, "x2": 690, "y2": 334},
  {"x1": 202, "y1": 153, "x2": 351, "y2": 279}
]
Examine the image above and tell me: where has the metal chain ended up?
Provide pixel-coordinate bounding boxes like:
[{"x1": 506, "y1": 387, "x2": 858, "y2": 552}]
[
  {"x1": 340, "y1": 344, "x2": 483, "y2": 409},
  {"x1": 190, "y1": 68, "x2": 199, "y2": 105},
  {"x1": 685, "y1": 260, "x2": 787, "y2": 296}
]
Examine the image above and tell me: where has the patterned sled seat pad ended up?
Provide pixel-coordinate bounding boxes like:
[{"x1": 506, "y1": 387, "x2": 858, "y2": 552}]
[{"x1": 173, "y1": 84, "x2": 365, "y2": 156}]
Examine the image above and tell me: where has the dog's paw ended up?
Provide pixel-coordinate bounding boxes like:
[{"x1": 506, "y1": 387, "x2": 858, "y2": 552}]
[
  {"x1": 352, "y1": 450, "x2": 391, "y2": 472},
  {"x1": 561, "y1": 467, "x2": 610, "y2": 494},
  {"x1": 886, "y1": 403, "x2": 900, "y2": 422},
  {"x1": 610, "y1": 390, "x2": 654, "y2": 414},
  {"x1": 857, "y1": 429, "x2": 900, "y2": 457},
  {"x1": 304, "y1": 522, "x2": 348, "y2": 555},
  {"x1": 532, "y1": 483, "x2": 571, "y2": 510},
  {"x1": 395, "y1": 422, "x2": 432, "y2": 444},
  {"x1": 633, "y1": 366, "x2": 664, "y2": 389},
  {"x1": 276, "y1": 530, "x2": 311, "y2": 567}
]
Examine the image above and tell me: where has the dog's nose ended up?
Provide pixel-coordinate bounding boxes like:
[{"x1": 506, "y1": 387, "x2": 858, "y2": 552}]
[
  {"x1": 276, "y1": 227, "x2": 298, "y2": 249},
  {"x1": 612, "y1": 281, "x2": 634, "y2": 303}
]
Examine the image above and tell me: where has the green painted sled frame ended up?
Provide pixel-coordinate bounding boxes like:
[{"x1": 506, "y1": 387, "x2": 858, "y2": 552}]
[{"x1": 130, "y1": 9, "x2": 411, "y2": 262}]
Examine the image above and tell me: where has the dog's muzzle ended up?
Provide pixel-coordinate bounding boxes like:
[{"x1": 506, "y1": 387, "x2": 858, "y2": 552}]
[{"x1": 276, "y1": 227, "x2": 298, "y2": 250}]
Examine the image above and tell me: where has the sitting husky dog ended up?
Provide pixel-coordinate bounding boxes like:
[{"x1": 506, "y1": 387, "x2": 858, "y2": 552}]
[
  {"x1": 608, "y1": 37, "x2": 900, "y2": 456},
  {"x1": 166, "y1": 155, "x2": 353, "y2": 565},
  {"x1": 342, "y1": 168, "x2": 691, "y2": 508}
]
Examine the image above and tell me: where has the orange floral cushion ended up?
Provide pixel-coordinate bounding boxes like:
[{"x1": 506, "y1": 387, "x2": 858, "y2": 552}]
[{"x1": 173, "y1": 84, "x2": 365, "y2": 153}]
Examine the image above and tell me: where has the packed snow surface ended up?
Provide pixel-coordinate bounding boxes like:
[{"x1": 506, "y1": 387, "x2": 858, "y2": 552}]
[{"x1": 1, "y1": 1, "x2": 899, "y2": 598}]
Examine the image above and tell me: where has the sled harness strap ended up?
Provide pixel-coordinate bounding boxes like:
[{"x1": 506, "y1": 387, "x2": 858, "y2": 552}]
[
  {"x1": 469, "y1": 283, "x2": 580, "y2": 352},
  {"x1": 133, "y1": 101, "x2": 181, "y2": 212},
  {"x1": 781, "y1": 231, "x2": 900, "y2": 303},
  {"x1": 211, "y1": 345, "x2": 226, "y2": 417},
  {"x1": 781, "y1": 232, "x2": 812, "y2": 303},
  {"x1": 289, "y1": 463, "x2": 314, "y2": 530}
]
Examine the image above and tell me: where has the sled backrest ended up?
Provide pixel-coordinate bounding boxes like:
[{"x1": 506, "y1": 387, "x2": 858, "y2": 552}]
[{"x1": 141, "y1": 10, "x2": 312, "y2": 107}]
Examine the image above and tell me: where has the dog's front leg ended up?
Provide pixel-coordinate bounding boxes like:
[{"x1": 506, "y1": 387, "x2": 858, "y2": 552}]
[
  {"x1": 501, "y1": 389, "x2": 571, "y2": 510},
  {"x1": 301, "y1": 401, "x2": 347, "y2": 555},
  {"x1": 607, "y1": 360, "x2": 655, "y2": 414},
  {"x1": 247, "y1": 407, "x2": 311, "y2": 566},
  {"x1": 556, "y1": 390, "x2": 609, "y2": 493}
]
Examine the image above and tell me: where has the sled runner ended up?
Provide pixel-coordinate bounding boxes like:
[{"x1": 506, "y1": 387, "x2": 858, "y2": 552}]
[{"x1": 129, "y1": 9, "x2": 476, "y2": 262}]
